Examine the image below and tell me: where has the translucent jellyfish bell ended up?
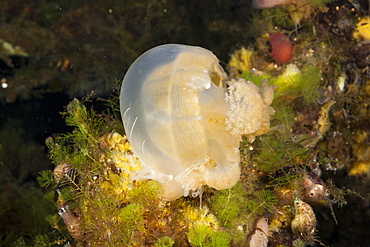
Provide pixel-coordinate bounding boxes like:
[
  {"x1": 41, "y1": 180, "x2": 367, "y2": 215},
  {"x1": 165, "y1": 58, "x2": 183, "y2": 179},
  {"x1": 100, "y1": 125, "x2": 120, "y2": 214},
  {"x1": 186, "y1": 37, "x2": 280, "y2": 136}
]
[{"x1": 120, "y1": 44, "x2": 275, "y2": 201}]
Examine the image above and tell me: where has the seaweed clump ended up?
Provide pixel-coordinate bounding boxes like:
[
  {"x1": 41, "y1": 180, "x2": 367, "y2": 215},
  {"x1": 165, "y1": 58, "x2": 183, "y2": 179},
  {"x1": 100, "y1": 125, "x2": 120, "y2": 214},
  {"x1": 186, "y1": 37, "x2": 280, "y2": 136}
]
[
  {"x1": 36, "y1": 97, "x2": 175, "y2": 246},
  {"x1": 35, "y1": 96, "x2": 242, "y2": 246}
]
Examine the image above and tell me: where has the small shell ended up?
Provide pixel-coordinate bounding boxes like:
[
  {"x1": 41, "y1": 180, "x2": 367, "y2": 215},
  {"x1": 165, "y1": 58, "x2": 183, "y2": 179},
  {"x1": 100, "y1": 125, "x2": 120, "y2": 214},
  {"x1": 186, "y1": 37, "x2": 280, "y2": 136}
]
[
  {"x1": 291, "y1": 198, "x2": 316, "y2": 243},
  {"x1": 120, "y1": 44, "x2": 275, "y2": 200}
]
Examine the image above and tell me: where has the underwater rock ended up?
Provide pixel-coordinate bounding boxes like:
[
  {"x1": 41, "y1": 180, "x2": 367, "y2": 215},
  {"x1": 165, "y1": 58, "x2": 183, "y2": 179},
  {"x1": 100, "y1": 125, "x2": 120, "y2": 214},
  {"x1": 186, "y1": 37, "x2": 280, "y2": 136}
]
[
  {"x1": 248, "y1": 218, "x2": 269, "y2": 247},
  {"x1": 120, "y1": 44, "x2": 275, "y2": 201}
]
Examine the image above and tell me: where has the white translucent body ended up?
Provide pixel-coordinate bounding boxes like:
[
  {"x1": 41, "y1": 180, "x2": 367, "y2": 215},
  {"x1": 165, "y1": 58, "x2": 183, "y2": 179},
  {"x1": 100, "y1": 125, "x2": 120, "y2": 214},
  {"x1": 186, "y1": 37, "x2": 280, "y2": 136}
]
[{"x1": 120, "y1": 44, "x2": 275, "y2": 200}]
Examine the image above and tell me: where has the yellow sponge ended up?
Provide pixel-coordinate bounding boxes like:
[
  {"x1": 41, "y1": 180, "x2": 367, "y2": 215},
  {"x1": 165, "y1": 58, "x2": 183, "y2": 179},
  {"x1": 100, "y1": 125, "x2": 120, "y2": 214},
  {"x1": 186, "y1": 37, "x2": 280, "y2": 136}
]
[{"x1": 353, "y1": 16, "x2": 370, "y2": 40}]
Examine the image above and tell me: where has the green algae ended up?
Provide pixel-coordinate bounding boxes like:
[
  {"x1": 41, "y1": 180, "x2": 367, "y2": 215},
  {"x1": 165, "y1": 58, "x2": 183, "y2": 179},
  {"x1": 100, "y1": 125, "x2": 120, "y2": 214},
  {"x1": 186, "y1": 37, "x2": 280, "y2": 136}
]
[
  {"x1": 211, "y1": 182, "x2": 247, "y2": 228},
  {"x1": 187, "y1": 225, "x2": 232, "y2": 247}
]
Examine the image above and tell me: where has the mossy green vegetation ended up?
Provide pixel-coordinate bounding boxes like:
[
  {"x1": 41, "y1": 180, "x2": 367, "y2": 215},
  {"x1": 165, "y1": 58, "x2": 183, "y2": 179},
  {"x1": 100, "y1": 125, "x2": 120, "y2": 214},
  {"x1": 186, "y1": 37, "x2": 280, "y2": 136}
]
[
  {"x1": 242, "y1": 64, "x2": 322, "y2": 104},
  {"x1": 261, "y1": 8, "x2": 295, "y2": 29},
  {"x1": 276, "y1": 65, "x2": 323, "y2": 103},
  {"x1": 209, "y1": 181, "x2": 278, "y2": 245},
  {"x1": 118, "y1": 203, "x2": 146, "y2": 243},
  {"x1": 241, "y1": 70, "x2": 272, "y2": 86},
  {"x1": 211, "y1": 182, "x2": 247, "y2": 228},
  {"x1": 155, "y1": 236, "x2": 175, "y2": 247},
  {"x1": 245, "y1": 190, "x2": 278, "y2": 217},
  {"x1": 37, "y1": 170, "x2": 56, "y2": 189},
  {"x1": 40, "y1": 98, "x2": 174, "y2": 246},
  {"x1": 186, "y1": 225, "x2": 232, "y2": 247},
  {"x1": 251, "y1": 133, "x2": 309, "y2": 173}
]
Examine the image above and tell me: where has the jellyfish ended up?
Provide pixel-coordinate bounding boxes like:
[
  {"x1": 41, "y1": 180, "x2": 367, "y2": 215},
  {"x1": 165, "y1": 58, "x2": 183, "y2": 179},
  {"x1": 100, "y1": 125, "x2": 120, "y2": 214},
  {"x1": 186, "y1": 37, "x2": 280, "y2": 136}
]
[{"x1": 120, "y1": 44, "x2": 275, "y2": 200}]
